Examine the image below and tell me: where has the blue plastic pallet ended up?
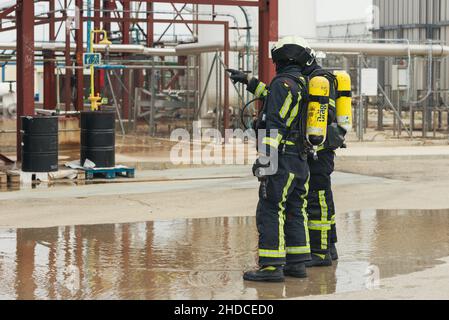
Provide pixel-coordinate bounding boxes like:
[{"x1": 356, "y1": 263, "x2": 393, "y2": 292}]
[{"x1": 83, "y1": 167, "x2": 135, "y2": 180}]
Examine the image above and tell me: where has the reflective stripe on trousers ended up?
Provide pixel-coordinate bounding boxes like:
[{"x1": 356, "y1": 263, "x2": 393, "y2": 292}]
[
  {"x1": 258, "y1": 173, "x2": 294, "y2": 259},
  {"x1": 257, "y1": 156, "x2": 311, "y2": 265}
]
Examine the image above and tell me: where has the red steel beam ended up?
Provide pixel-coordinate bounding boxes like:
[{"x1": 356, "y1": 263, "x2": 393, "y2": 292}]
[
  {"x1": 75, "y1": 0, "x2": 84, "y2": 111},
  {"x1": 64, "y1": 7, "x2": 72, "y2": 112},
  {"x1": 0, "y1": 17, "x2": 65, "y2": 32},
  {"x1": 258, "y1": 0, "x2": 277, "y2": 88},
  {"x1": 146, "y1": 1, "x2": 153, "y2": 47},
  {"x1": 122, "y1": 0, "x2": 131, "y2": 119},
  {"x1": 155, "y1": 3, "x2": 188, "y2": 44},
  {"x1": 170, "y1": 3, "x2": 193, "y2": 35},
  {"x1": 0, "y1": 5, "x2": 17, "y2": 20},
  {"x1": 120, "y1": 0, "x2": 259, "y2": 6},
  {"x1": 224, "y1": 21, "x2": 230, "y2": 131},
  {"x1": 44, "y1": 0, "x2": 57, "y2": 110},
  {"x1": 16, "y1": 0, "x2": 35, "y2": 161},
  {"x1": 103, "y1": 0, "x2": 114, "y2": 36}
]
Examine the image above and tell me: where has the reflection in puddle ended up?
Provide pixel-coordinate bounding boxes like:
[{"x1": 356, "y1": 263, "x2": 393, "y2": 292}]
[{"x1": 0, "y1": 210, "x2": 449, "y2": 299}]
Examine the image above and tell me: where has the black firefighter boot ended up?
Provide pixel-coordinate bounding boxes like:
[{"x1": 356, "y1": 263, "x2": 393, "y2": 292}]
[
  {"x1": 243, "y1": 266, "x2": 285, "y2": 282},
  {"x1": 283, "y1": 262, "x2": 307, "y2": 278},
  {"x1": 330, "y1": 243, "x2": 339, "y2": 261},
  {"x1": 305, "y1": 252, "x2": 333, "y2": 268}
]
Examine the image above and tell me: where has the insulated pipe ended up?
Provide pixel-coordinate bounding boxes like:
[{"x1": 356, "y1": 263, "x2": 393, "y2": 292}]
[
  {"x1": 175, "y1": 41, "x2": 449, "y2": 57},
  {"x1": 0, "y1": 42, "x2": 177, "y2": 55},
  {"x1": 175, "y1": 41, "x2": 246, "y2": 55},
  {"x1": 311, "y1": 42, "x2": 449, "y2": 57},
  {"x1": 0, "y1": 41, "x2": 448, "y2": 57}
]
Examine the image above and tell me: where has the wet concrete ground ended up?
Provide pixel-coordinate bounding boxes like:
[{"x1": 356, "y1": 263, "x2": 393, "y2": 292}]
[{"x1": 0, "y1": 209, "x2": 448, "y2": 300}]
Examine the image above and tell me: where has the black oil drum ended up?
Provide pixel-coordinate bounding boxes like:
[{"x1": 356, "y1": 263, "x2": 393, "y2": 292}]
[
  {"x1": 80, "y1": 111, "x2": 115, "y2": 168},
  {"x1": 21, "y1": 116, "x2": 59, "y2": 172}
]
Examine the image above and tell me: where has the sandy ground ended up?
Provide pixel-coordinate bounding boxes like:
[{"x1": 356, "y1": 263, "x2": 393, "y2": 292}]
[{"x1": 1, "y1": 137, "x2": 449, "y2": 299}]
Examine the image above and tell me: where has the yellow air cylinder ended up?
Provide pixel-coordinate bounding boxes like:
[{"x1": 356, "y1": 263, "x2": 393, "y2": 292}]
[
  {"x1": 306, "y1": 76, "x2": 329, "y2": 147},
  {"x1": 334, "y1": 71, "x2": 352, "y2": 131}
]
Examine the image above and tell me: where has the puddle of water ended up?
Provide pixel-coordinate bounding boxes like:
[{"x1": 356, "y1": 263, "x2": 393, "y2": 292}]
[{"x1": 0, "y1": 210, "x2": 449, "y2": 300}]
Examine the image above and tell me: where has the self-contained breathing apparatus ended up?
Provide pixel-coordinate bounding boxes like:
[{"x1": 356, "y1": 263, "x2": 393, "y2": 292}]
[
  {"x1": 242, "y1": 69, "x2": 352, "y2": 160},
  {"x1": 238, "y1": 35, "x2": 352, "y2": 161}
]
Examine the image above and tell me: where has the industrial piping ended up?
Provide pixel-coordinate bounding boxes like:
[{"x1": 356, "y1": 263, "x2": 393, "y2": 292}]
[
  {"x1": 1, "y1": 41, "x2": 448, "y2": 57},
  {"x1": 175, "y1": 41, "x2": 449, "y2": 57}
]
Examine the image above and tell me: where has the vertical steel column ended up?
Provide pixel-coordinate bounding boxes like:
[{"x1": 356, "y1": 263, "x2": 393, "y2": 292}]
[
  {"x1": 122, "y1": 0, "x2": 131, "y2": 119},
  {"x1": 16, "y1": 0, "x2": 35, "y2": 161},
  {"x1": 44, "y1": 0, "x2": 56, "y2": 110},
  {"x1": 75, "y1": 0, "x2": 84, "y2": 111},
  {"x1": 223, "y1": 22, "x2": 230, "y2": 130},
  {"x1": 146, "y1": 1, "x2": 154, "y2": 47},
  {"x1": 103, "y1": 0, "x2": 113, "y2": 104},
  {"x1": 258, "y1": 0, "x2": 277, "y2": 90},
  {"x1": 103, "y1": 0, "x2": 112, "y2": 35},
  {"x1": 357, "y1": 55, "x2": 364, "y2": 141},
  {"x1": 64, "y1": 7, "x2": 72, "y2": 111},
  {"x1": 377, "y1": 30, "x2": 385, "y2": 131},
  {"x1": 144, "y1": 1, "x2": 154, "y2": 97}
]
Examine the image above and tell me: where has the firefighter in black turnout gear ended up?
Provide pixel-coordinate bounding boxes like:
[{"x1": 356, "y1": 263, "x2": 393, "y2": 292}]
[
  {"x1": 228, "y1": 36, "x2": 315, "y2": 282},
  {"x1": 229, "y1": 39, "x2": 349, "y2": 279}
]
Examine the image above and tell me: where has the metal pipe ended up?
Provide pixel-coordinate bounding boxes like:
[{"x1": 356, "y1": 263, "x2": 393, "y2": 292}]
[
  {"x1": 0, "y1": 40, "x2": 447, "y2": 58},
  {"x1": 176, "y1": 41, "x2": 449, "y2": 57},
  {"x1": 239, "y1": 6, "x2": 252, "y2": 106}
]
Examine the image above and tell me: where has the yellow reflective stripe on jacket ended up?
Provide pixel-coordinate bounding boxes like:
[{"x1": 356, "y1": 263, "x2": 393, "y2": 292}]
[
  {"x1": 308, "y1": 220, "x2": 332, "y2": 231},
  {"x1": 277, "y1": 173, "x2": 295, "y2": 253},
  {"x1": 255, "y1": 82, "x2": 267, "y2": 98},
  {"x1": 259, "y1": 249, "x2": 286, "y2": 258},
  {"x1": 301, "y1": 174, "x2": 310, "y2": 246},
  {"x1": 286, "y1": 246, "x2": 310, "y2": 254},
  {"x1": 279, "y1": 91, "x2": 293, "y2": 119},
  {"x1": 286, "y1": 95, "x2": 300, "y2": 128},
  {"x1": 331, "y1": 215, "x2": 336, "y2": 225},
  {"x1": 330, "y1": 99, "x2": 336, "y2": 107},
  {"x1": 262, "y1": 133, "x2": 283, "y2": 149},
  {"x1": 319, "y1": 190, "x2": 329, "y2": 250},
  {"x1": 281, "y1": 140, "x2": 296, "y2": 146}
]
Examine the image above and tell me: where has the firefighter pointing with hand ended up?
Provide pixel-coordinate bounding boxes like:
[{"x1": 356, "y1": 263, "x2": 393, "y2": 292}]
[
  {"x1": 229, "y1": 36, "x2": 318, "y2": 282},
  {"x1": 228, "y1": 36, "x2": 352, "y2": 282}
]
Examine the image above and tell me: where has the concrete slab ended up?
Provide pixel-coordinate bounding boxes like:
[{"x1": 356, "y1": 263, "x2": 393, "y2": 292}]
[
  {"x1": 0, "y1": 167, "x2": 393, "y2": 202},
  {"x1": 337, "y1": 145, "x2": 449, "y2": 160}
]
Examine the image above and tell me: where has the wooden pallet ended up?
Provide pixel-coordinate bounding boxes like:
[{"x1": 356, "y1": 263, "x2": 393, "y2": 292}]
[
  {"x1": 83, "y1": 167, "x2": 135, "y2": 180},
  {"x1": 6, "y1": 170, "x2": 20, "y2": 185},
  {"x1": 0, "y1": 171, "x2": 7, "y2": 185},
  {"x1": 3, "y1": 169, "x2": 86, "y2": 186}
]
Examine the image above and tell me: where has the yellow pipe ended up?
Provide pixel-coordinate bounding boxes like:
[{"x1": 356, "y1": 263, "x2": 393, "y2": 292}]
[{"x1": 89, "y1": 30, "x2": 111, "y2": 111}]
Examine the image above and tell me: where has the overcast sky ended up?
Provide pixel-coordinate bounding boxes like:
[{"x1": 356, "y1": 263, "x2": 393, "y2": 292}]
[{"x1": 316, "y1": 0, "x2": 373, "y2": 22}]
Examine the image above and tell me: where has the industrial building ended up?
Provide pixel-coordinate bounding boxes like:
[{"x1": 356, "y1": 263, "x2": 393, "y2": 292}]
[
  {"x1": 374, "y1": 0, "x2": 449, "y2": 134},
  {"x1": 316, "y1": 19, "x2": 372, "y2": 40}
]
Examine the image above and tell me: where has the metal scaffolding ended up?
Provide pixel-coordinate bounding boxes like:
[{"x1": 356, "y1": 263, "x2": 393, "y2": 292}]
[{"x1": 0, "y1": 0, "x2": 278, "y2": 160}]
